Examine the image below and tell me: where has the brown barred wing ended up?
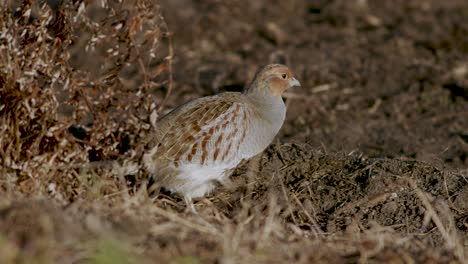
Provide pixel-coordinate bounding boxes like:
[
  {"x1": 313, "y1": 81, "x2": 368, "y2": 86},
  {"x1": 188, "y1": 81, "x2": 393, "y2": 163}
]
[{"x1": 151, "y1": 93, "x2": 249, "y2": 167}]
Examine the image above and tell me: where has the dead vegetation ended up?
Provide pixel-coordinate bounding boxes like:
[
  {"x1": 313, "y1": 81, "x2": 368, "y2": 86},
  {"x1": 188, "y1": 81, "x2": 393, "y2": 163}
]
[
  {"x1": 0, "y1": 0, "x2": 171, "y2": 201},
  {"x1": 0, "y1": 0, "x2": 467, "y2": 263}
]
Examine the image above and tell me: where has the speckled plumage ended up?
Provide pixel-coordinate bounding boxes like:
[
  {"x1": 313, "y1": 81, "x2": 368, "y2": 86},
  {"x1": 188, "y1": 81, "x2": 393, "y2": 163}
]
[{"x1": 143, "y1": 64, "x2": 300, "y2": 205}]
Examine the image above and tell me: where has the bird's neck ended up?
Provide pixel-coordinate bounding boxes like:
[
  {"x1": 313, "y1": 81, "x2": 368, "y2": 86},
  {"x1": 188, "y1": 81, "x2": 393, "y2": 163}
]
[
  {"x1": 245, "y1": 91, "x2": 286, "y2": 125},
  {"x1": 237, "y1": 87, "x2": 286, "y2": 159},
  {"x1": 243, "y1": 82, "x2": 283, "y2": 102}
]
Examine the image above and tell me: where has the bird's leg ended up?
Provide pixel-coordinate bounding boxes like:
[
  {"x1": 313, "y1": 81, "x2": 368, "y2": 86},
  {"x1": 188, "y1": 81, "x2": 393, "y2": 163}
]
[{"x1": 184, "y1": 196, "x2": 197, "y2": 214}]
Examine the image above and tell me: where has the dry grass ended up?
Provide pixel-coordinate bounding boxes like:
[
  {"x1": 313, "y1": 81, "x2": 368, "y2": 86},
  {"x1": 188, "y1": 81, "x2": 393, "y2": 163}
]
[
  {"x1": 0, "y1": 1, "x2": 467, "y2": 263},
  {"x1": 0, "y1": 0, "x2": 171, "y2": 200}
]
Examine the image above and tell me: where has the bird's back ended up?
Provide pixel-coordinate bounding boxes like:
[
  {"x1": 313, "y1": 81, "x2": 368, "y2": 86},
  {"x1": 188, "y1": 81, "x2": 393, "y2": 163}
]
[{"x1": 144, "y1": 92, "x2": 256, "y2": 179}]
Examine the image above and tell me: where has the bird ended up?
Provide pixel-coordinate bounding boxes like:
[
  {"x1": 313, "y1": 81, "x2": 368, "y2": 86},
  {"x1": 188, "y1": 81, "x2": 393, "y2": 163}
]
[{"x1": 143, "y1": 64, "x2": 300, "y2": 210}]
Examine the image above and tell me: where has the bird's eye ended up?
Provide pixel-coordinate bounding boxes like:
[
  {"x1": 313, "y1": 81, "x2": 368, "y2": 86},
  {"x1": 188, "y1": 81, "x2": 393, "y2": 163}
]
[{"x1": 281, "y1": 74, "x2": 287, "y2": 79}]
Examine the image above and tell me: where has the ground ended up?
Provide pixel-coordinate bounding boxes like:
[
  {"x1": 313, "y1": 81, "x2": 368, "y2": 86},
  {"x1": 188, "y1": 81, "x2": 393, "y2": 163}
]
[{"x1": 0, "y1": 0, "x2": 467, "y2": 263}]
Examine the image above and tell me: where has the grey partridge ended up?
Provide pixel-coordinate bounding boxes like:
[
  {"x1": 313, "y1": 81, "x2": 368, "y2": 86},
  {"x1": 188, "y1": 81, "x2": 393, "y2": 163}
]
[{"x1": 143, "y1": 64, "x2": 300, "y2": 208}]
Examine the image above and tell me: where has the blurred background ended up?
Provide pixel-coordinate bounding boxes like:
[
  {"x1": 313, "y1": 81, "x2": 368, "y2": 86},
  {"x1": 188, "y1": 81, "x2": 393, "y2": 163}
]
[{"x1": 157, "y1": 0, "x2": 468, "y2": 168}]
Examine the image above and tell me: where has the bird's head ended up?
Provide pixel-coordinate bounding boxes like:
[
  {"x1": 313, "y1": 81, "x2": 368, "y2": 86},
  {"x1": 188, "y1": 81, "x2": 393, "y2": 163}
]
[{"x1": 245, "y1": 64, "x2": 301, "y2": 98}]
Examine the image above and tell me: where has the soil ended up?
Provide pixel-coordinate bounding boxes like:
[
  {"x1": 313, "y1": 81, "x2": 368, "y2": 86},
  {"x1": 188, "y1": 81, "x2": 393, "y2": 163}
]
[
  {"x1": 0, "y1": 0, "x2": 467, "y2": 263},
  {"x1": 159, "y1": 0, "x2": 468, "y2": 169}
]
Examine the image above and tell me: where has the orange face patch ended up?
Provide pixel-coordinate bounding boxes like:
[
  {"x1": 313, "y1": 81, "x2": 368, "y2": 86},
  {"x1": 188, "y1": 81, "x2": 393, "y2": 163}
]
[
  {"x1": 269, "y1": 77, "x2": 289, "y2": 96},
  {"x1": 261, "y1": 67, "x2": 294, "y2": 96}
]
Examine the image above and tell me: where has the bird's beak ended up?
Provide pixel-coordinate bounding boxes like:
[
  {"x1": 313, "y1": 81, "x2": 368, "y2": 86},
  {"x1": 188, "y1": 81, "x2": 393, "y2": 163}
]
[{"x1": 289, "y1": 77, "x2": 301, "y2": 88}]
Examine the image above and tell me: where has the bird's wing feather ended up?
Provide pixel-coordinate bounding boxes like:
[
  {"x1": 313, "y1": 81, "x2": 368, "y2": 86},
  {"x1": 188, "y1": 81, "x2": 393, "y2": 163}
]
[{"x1": 151, "y1": 92, "x2": 247, "y2": 164}]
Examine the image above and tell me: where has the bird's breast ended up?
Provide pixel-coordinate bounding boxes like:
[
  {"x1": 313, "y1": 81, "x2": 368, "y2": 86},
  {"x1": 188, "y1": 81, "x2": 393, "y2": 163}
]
[{"x1": 237, "y1": 103, "x2": 286, "y2": 159}]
